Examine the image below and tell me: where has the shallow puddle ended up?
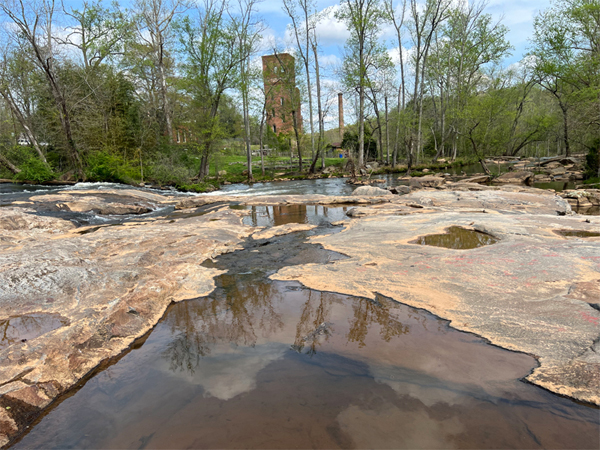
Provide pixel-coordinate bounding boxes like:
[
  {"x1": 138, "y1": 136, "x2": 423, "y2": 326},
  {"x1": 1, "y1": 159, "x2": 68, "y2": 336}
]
[
  {"x1": 0, "y1": 313, "x2": 69, "y2": 350},
  {"x1": 13, "y1": 232, "x2": 598, "y2": 449},
  {"x1": 413, "y1": 226, "x2": 498, "y2": 249},
  {"x1": 555, "y1": 229, "x2": 600, "y2": 238},
  {"x1": 242, "y1": 204, "x2": 348, "y2": 227}
]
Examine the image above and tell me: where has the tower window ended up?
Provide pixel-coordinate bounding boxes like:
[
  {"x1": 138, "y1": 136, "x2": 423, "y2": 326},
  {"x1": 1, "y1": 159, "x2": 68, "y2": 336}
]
[
  {"x1": 273, "y1": 124, "x2": 277, "y2": 133},
  {"x1": 280, "y1": 97, "x2": 284, "y2": 106}
]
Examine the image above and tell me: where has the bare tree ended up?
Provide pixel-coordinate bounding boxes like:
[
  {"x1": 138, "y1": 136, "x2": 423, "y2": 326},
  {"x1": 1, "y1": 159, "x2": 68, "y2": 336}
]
[
  {"x1": 283, "y1": 0, "x2": 317, "y2": 169},
  {"x1": 0, "y1": 50, "x2": 48, "y2": 165},
  {"x1": 337, "y1": 0, "x2": 386, "y2": 168},
  {"x1": 1, "y1": 0, "x2": 84, "y2": 178},
  {"x1": 135, "y1": 0, "x2": 187, "y2": 144},
  {"x1": 232, "y1": 0, "x2": 263, "y2": 182}
]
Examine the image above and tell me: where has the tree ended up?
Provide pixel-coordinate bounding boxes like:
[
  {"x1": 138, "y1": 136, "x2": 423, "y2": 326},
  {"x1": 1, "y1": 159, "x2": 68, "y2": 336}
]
[
  {"x1": 0, "y1": 49, "x2": 48, "y2": 165},
  {"x1": 426, "y1": 0, "x2": 511, "y2": 161},
  {"x1": 530, "y1": 0, "x2": 600, "y2": 156},
  {"x1": 283, "y1": 0, "x2": 316, "y2": 165},
  {"x1": 232, "y1": 0, "x2": 262, "y2": 182},
  {"x1": 337, "y1": 0, "x2": 386, "y2": 168},
  {"x1": 406, "y1": 0, "x2": 450, "y2": 169},
  {"x1": 1, "y1": 0, "x2": 84, "y2": 178},
  {"x1": 135, "y1": 0, "x2": 187, "y2": 144},
  {"x1": 176, "y1": 0, "x2": 241, "y2": 179}
]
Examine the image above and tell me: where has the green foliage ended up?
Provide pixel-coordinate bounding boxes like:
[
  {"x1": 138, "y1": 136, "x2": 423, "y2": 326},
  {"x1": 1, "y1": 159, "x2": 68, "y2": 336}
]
[
  {"x1": 14, "y1": 157, "x2": 54, "y2": 183},
  {"x1": 84, "y1": 151, "x2": 140, "y2": 183},
  {"x1": 341, "y1": 129, "x2": 378, "y2": 160},
  {"x1": 584, "y1": 141, "x2": 600, "y2": 179}
]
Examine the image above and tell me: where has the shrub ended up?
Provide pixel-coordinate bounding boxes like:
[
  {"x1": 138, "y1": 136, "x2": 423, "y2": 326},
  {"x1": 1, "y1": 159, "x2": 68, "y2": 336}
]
[
  {"x1": 584, "y1": 141, "x2": 599, "y2": 179},
  {"x1": 14, "y1": 157, "x2": 55, "y2": 183},
  {"x1": 85, "y1": 151, "x2": 139, "y2": 183}
]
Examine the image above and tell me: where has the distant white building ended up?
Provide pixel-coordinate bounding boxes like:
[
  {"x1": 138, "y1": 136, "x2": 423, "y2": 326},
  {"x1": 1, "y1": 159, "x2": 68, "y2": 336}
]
[{"x1": 17, "y1": 133, "x2": 48, "y2": 147}]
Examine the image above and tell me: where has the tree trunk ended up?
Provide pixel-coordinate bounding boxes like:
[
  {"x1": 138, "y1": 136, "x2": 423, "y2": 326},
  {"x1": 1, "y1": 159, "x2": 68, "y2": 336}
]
[
  {"x1": 0, "y1": 89, "x2": 48, "y2": 166},
  {"x1": 292, "y1": 110, "x2": 302, "y2": 171},
  {"x1": 312, "y1": 38, "x2": 325, "y2": 170},
  {"x1": 0, "y1": 153, "x2": 20, "y2": 174},
  {"x1": 385, "y1": 95, "x2": 389, "y2": 165},
  {"x1": 559, "y1": 101, "x2": 570, "y2": 157}
]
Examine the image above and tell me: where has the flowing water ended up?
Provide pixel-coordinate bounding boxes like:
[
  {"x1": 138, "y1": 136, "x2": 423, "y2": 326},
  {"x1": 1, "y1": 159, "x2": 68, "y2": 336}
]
[{"x1": 11, "y1": 209, "x2": 599, "y2": 449}]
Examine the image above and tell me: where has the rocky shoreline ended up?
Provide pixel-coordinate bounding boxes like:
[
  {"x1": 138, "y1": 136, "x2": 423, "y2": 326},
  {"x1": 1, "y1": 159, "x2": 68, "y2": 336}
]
[{"x1": 0, "y1": 183, "x2": 599, "y2": 447}]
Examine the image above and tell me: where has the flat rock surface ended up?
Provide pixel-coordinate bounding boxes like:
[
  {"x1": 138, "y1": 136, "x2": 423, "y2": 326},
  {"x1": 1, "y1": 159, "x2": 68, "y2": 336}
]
[
  {"x1": 272, "y1": 194, "x2": 600, "y2": 405},
  {"x1": 1, "y1": 185, "x2": 598, "y2": 446}
]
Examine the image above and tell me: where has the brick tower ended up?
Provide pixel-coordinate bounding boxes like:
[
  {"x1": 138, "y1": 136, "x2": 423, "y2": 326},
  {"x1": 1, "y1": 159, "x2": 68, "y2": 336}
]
[{"x1": 262, "y1": 53, "x2": 302, "y2": 135}]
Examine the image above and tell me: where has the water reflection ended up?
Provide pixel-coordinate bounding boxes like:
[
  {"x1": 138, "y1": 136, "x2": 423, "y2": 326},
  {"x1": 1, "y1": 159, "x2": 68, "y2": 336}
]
[
  {"x1": 162, "y1": 274, "x2": 284, "y2": 374},
  {"x1": 162, "y1": 274, "x2": 411, "y2": 373},
  {"x1": 413, "y1": 226, "x2": 498, "y2": 249},
  {"x1": 347, "y1": 296, "x2": 409, "y2": 347},
  {"x1": 0, "y1": 313, "x2": 69, "y2": 350},
  {"x1": 244, "y1": 204, "x2": 348, "y2": 227}
]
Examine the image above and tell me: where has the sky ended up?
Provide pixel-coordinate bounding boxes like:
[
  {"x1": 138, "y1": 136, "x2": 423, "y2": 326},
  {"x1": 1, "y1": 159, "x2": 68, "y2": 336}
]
[
  {"x1": 248, "y1": 0, "x2": 553, "y2": 125},
  {"x1": 255, "y1": 0, "x2": 552, "y2": 65}
]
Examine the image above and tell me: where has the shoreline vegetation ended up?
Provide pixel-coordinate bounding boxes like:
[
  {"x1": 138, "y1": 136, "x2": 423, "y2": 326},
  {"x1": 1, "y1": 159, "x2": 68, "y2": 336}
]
[{"x1": 2, "y1": 152, "x2": 598, "y2": 193}]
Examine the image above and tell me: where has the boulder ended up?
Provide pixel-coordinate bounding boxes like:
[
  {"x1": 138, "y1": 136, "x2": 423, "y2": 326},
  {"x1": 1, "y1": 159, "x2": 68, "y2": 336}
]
[
  {"x1": 387, "y1": 185, "x2": 411, "y2": 195},
  {"x1": 495, "y1": 171, "x2": 533, "y2": 185},
  {"x1": 544, "y1": 161, "x2": 562, "y2": 169},
  {"x1": 409, "y1": 176, "x2": 445, "y2": 189},
  {"x1": 351, "y1": 186, "x2": 394, "y2": 197},
  {"x1": 569, "y1": 172, "x2": 585, "y2": 180},
  {"x1": 551, "y1": 167, "x2": 566, "y2": 176}
]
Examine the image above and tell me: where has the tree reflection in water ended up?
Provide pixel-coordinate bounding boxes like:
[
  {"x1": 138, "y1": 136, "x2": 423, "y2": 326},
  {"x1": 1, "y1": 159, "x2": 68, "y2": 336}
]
[
  {"x1": 0, "y1": 313, "x2": 68, "y2": 350},
  {"x1": 161, "y1": 274, "x2": 284, "y2": 374},
  {"x1": 347, "y1": 295, "x2": 409, "y2": 348},
  {"x1": 162, "y1": 269, "x2": 410, "y2": 373}
]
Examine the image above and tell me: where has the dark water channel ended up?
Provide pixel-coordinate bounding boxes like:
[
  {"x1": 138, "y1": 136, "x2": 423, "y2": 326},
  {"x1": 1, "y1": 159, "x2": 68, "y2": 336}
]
[{"x1": 13, "y1": 209, "x2": 599, "y2": 449}]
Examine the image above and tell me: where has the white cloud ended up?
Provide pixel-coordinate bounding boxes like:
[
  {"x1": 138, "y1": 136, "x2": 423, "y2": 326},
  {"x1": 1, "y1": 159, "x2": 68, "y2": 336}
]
[{"x1": 165, "y1": 342, "x2": 287, "y2": 401}]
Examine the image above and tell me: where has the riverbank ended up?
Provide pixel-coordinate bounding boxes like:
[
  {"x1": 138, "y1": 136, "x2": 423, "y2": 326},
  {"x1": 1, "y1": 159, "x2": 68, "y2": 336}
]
[{"x1": 0, "y1": 182, "x2": 599, "y2": 447}]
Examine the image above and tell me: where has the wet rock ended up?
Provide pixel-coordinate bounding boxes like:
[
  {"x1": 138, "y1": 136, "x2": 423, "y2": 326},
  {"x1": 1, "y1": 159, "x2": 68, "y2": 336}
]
[
  {"x1": 351, "y1": 186, "x2": 394, "y2": 197},
  {"x1": 462, "y1": 175, "x2": 490, "y2": 184},
  {"x1": 495, "y1": 171, "x2": 534, "y2": 185},
  {"x1": 251, "y1": 223, "x2": 318, "y2": 240},
  {"x1": 409, "y1": 176, "x2": 445, "y2": 189},
  {"x1": 26, "y1": 190, "x2": 166, "y2": 216},
  {"x1": 0, "y1": 208, "x2": 74, "y2": 233}
]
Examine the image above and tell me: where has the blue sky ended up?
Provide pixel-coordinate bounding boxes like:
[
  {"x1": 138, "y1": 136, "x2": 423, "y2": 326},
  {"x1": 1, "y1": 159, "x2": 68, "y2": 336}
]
[{"x1": 255, "y1": 0, "x2": 552, "y2": 65}]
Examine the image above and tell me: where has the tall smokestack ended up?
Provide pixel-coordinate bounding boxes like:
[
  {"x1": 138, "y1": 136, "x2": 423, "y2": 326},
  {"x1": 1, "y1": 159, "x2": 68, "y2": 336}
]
[{"x1": 338, "y1": 93, "x2": 344, "y2": 140}]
